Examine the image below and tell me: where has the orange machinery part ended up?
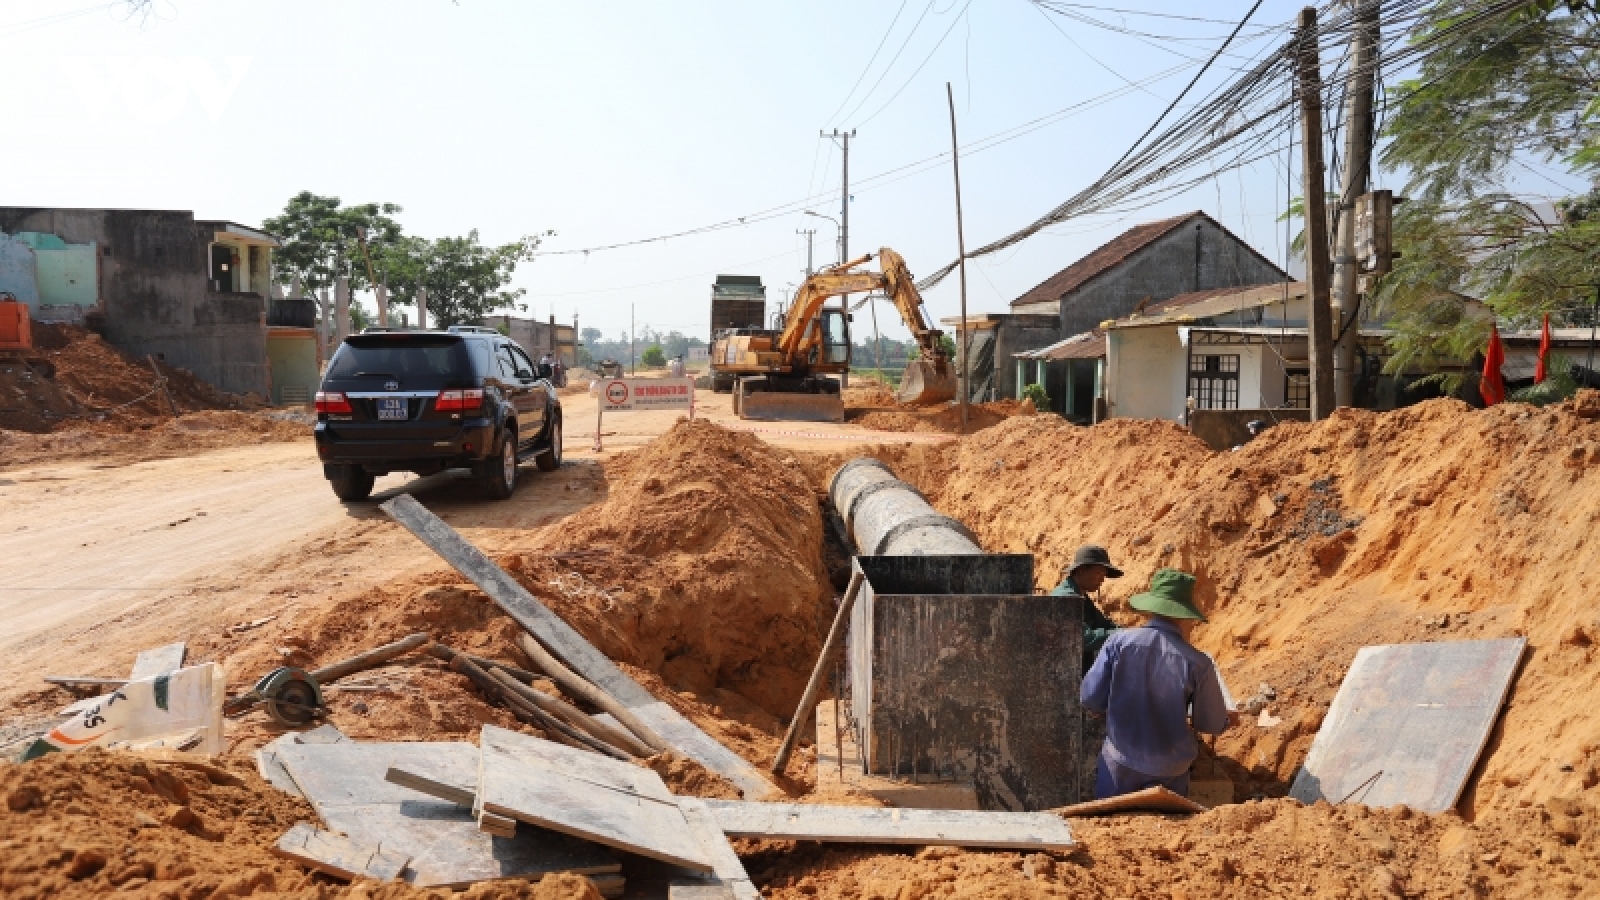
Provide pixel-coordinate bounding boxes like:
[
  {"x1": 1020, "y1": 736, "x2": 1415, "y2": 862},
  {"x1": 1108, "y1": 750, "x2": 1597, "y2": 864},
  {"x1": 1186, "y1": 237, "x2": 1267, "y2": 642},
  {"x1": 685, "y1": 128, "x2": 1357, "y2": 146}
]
[{"x1": 0, "y1": 300, "x2": 31, "y2": 350}]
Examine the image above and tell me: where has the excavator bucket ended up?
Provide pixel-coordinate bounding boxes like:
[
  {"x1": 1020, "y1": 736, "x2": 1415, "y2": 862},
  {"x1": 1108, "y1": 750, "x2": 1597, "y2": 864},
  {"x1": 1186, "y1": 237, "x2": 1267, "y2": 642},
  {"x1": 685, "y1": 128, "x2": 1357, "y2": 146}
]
[
  {"x1": 897, "y1": 359, "x2": 958, "y2": 405},
  {"x1": 736, "y1": 379, "x2": 845, "y2": 423}
]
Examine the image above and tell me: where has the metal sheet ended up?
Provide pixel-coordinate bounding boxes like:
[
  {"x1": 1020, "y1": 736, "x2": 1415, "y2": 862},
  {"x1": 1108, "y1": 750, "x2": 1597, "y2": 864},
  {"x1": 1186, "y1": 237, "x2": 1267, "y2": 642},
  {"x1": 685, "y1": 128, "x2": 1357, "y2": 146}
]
[{"x1": 1288, "y1": 638, "x2": 1526, "y2": 813}]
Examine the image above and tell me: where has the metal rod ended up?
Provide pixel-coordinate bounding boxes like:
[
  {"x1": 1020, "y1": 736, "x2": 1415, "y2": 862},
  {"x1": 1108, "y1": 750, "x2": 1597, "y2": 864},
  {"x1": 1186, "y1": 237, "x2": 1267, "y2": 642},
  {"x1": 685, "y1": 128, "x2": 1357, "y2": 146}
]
[
  {"x1": 947, "y1": 82, "x2": 971, "y2": 433},
  {"x1": 772, "y1": 569, "x2": 866, "y2": 774}
]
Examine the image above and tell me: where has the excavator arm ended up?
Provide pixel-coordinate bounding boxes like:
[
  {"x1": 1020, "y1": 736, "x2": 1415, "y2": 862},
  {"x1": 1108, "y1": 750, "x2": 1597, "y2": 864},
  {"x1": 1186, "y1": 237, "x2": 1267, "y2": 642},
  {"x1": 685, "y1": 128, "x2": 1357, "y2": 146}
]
[{"x1": 876, "y1": 248, "x2": 946, "y2": 364}]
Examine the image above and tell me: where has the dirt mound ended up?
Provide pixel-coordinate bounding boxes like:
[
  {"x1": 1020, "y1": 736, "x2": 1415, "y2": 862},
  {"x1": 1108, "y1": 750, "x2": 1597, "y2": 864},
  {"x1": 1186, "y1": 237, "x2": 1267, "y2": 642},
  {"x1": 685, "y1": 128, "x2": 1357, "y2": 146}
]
[
  {"x1": 0, "y1": 749, "x2": 624, "y2": 899},
  {"x1": 0, "y1": 410, "x2": 310, "y2": 472},
  {"x1": 755, "y1": 795, "x2": 1599, "y2": 899},
  {"x1": 505, "y1": 419, "x2": 834, "y2": 720},
  {"x1": 870, "y1": 395, "x2": 1600, "y2": 820},
  {"x1": 844, "y1": 380, "x2": 1030, "y2": 434},
  {"x1": 1, "y1": 323, "x2": 259, "y2": 434}
]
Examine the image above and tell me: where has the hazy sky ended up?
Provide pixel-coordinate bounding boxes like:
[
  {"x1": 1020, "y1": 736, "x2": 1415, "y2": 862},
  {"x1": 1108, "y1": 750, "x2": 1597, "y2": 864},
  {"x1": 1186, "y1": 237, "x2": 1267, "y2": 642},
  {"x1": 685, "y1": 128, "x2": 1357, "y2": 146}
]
[{"x1": 5, "y1": 0, "x2": 1575, "y2": 342}]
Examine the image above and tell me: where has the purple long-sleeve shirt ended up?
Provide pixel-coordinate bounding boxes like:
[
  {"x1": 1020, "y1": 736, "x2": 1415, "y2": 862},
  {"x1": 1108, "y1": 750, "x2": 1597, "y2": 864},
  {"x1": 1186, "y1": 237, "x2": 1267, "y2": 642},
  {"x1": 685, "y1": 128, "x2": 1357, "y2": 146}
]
[{"x1": 1080, "y1": 618, "x2": 1230, "y2": 777}]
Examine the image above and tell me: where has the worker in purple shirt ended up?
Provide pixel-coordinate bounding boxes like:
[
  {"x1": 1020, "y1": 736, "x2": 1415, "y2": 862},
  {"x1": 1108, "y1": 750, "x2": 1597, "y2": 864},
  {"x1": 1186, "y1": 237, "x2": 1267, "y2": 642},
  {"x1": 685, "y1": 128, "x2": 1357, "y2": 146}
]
[{"x1": 1080, "y1": 568, "x2": 1238, "y2": 799}]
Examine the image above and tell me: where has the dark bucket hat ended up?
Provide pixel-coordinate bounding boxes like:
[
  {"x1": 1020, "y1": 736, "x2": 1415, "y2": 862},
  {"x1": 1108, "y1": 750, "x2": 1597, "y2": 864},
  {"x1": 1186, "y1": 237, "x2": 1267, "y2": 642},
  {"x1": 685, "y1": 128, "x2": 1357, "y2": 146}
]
[
  {"x1": 1068, "y1": 544, "x2": 1123, "y2": 579},
  {"x1": 1128, "y1": 568, "x2": 1206, "y2": 621}
]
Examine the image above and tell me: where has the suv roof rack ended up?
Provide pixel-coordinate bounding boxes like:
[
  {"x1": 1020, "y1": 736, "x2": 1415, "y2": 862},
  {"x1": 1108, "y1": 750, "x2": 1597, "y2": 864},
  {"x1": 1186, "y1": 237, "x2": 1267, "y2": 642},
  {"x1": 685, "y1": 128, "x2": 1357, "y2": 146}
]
[
  {"x1": 360, "y1": 326, "x2": 411, "y2": 333},
  {"x1": 447, "y1": 325, "x2": 500, "y2": 334}
]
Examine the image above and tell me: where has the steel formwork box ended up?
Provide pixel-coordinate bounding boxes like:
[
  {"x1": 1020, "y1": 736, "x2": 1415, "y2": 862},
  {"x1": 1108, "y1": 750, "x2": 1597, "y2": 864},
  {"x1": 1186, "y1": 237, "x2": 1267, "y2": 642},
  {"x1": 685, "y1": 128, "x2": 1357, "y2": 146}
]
[{"x1": 846, "y1": 554, "x2": 1083, "y2": 811}]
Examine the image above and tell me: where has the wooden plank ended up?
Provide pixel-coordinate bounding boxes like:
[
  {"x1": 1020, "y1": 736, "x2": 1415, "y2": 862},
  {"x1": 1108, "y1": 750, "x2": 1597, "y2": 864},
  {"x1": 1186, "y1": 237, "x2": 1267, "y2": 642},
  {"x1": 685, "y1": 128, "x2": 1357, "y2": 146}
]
[
  {"x1": 670, "y1": 797, "x2": 760, "y2": 900},
  {"x1": 477, "y1": 725, "x2": 712, "y2": 873},
  {"x1": 386, "y1": 764, "x2": 475, "y2": 807},
  {"x1": 257, "y1": 733, "x2": 305, "y2": 799},
  {"x1": 483, "y1": 725, "x2": 675, "y2": 802},
  {"x1": 273, "y1": 822, "x2": 409, "y2": 882},
  {"x1": 380, "y1": 494, "x2": 776, "y2": 800},
  {"x1": 130, "y1": 642, "x2": 187, "y2": 680},
  {"x1": 478, "y1": 810, "x2": 517, "y2": 838},
  {"x1": 1050, "y1": 786, "x2": 1205, "y2": 818},
  {"x1": 703, "y1": 800, "x2": 1075, "y2": 851},
  {"x1": 592, "y1": 874, "x2": 626, "y2": 899},
  {"x1": 1288, "y1": 637, "x2": 1526, "y2": 814},
  {"x1": 275, "y1": 741, "x2": 620, "y2": 888},
  {"x1": 296, "y1": 723, "x2": 350, "y2": 745}
]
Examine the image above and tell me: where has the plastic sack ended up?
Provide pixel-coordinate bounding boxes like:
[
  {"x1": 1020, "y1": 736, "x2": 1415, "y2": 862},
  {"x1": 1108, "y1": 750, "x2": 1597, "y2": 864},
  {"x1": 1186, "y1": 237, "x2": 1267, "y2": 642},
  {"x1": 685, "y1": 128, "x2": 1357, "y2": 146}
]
[{"x1": 23, "y1": 663, "x2": 226, "y2": 760}]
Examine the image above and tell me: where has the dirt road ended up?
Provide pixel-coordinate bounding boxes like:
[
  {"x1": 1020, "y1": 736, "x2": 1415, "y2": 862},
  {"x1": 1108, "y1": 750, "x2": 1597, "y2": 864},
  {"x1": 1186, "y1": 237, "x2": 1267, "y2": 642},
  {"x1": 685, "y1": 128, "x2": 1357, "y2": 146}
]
[{"x1": 0, "y1": 386, "x2": 947, "y2": 713}]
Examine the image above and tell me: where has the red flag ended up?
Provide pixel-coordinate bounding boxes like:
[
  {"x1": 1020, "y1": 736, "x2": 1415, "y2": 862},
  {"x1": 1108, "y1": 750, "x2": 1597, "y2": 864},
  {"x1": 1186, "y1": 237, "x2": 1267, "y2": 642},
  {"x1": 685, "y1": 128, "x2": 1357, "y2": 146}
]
[
  {"x1": 1481, "y1": 324, "x2": 1507, "y2": 406},
  {"x1": 1534, "y1": 313, "x2": 1552, "y2": 384}
]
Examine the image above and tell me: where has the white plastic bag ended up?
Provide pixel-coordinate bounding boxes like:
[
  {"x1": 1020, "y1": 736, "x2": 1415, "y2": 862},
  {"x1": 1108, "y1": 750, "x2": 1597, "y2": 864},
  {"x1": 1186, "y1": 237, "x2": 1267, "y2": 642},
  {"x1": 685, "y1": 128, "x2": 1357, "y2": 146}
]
[{"x1": 24, "y1": 663, "x2": 226, "y2": 760}]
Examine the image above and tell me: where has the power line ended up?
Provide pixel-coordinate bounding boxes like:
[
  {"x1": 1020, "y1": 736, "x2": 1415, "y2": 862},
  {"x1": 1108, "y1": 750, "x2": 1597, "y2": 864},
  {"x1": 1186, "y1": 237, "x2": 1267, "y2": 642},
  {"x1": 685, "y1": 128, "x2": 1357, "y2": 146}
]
[
  {"x1": 850, "y1": 0, "x2": 978, "y2": 128},
  {"x1": 822, "y1": 0, "x2": 911, "y2": 127},
  {"x1": 837, "y1": 0, "x2": 941, "y2": 126}
]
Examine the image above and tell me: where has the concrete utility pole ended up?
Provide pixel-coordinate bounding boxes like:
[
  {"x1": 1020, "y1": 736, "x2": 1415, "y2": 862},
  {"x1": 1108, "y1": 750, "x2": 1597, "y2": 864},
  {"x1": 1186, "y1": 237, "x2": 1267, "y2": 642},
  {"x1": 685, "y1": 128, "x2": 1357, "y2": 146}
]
[
  {"x1": 797, "y1": 228, "x2": 816, "y2": 277},
  {"x1": 335, "y1": 276, "x2": 352, "y2": 343},
  {"x1": 416, "y1": 287, "x2": 428, "y2": 331},
  {"x1": 1331, "y1": 0, "x2": 1379, "y2": 408},
  {"x1": 630, "y1": 302, "x2": 636, "y2": 375},
  {"x1": 1296, "y1": 6, "x2": 1336, "y2": 421},
  {"x1": 946, "y1": 82, "x2": 971, "y2": 433}
]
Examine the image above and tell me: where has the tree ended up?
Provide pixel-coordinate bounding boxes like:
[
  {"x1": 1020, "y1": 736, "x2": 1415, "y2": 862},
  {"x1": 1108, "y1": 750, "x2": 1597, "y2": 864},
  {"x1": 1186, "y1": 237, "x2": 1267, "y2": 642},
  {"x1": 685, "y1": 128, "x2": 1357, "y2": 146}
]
[
  {"x1": 263, "y1": 192, "x2": 404, "y2": 295},
  {"x1": 1374, "y1": 2, "x2": 1600, "y2": 383},
  {"x1": 375, "y1": 230, "x2": 551, "y2": 327},
  {"x1": 641, "y1": 344, "x2": 666, "y2": 367},
  {"x1": 580, "y1": 327, "x2": 604, "y2": 346}
]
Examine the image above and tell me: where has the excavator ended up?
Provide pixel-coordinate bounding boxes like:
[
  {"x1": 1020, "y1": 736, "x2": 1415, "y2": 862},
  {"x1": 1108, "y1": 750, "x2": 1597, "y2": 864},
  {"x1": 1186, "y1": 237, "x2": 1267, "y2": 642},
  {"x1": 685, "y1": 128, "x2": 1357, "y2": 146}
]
[{"x1": 708, "y1": 248, "x2": 957, "y2": 423}]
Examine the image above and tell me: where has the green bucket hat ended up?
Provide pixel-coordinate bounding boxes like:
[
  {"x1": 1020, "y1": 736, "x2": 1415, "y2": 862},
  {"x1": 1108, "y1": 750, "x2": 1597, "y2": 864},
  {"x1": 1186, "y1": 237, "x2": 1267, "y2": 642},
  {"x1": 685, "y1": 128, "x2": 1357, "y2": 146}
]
[{"x1": 1128, "y1": 568, "x2": 1206, "y2": 621}]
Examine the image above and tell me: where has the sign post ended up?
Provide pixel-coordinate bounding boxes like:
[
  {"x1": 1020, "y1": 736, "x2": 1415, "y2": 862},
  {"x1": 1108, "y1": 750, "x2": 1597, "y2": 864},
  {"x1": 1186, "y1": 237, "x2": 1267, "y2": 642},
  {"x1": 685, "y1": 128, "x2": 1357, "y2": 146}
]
[{"x1": 591, "y1": 377, "x2": 696, "y2": 453}]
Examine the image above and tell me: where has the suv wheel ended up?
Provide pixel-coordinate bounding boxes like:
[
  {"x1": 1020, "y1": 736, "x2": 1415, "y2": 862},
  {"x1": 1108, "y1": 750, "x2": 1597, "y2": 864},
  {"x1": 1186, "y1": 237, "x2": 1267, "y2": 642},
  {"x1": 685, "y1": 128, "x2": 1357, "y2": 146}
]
[
  {"x1": 481, "y1": 430, "x2": 517, "y2": 500},
  {"x1": 534, "y1": 418, "x2": 562, "y2": 471},
  {"x1": 329, "y1": 465, "x2": 375, "y2": 502}
]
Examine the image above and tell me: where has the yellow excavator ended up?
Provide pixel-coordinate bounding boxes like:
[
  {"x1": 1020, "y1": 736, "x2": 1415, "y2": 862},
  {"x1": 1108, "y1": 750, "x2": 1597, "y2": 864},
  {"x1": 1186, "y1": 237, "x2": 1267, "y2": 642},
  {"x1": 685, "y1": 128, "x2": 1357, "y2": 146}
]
[{"x1": 709, "y1": 248, "x2": 957, "y2": 422}]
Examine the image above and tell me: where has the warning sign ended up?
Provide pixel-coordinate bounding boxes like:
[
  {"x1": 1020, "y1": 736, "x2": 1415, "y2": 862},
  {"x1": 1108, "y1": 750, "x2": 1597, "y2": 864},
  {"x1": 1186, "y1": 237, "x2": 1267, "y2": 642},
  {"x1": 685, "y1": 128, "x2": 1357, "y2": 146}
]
[{"x1": 598, "y1": 377, "x2": 694, "y2": 411}]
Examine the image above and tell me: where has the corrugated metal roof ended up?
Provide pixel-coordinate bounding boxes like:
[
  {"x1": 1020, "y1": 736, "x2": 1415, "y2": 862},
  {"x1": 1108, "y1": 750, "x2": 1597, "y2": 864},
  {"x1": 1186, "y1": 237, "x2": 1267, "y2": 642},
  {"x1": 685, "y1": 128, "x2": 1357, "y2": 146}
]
[
  {"x1": 1015, "y1": 329, "x2": 1106, "y2": 360},
  {"x1": 1111, "y1": 282, "x2": 1306, "y2": 328}
]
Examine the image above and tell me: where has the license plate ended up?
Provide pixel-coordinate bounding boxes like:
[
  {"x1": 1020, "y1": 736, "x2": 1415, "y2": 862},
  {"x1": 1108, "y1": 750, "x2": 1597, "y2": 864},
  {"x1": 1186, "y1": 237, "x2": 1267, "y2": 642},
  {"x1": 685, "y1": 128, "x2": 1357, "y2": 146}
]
[{"x1": 376, "y1": 398, "x2": 409, "y2": 420}]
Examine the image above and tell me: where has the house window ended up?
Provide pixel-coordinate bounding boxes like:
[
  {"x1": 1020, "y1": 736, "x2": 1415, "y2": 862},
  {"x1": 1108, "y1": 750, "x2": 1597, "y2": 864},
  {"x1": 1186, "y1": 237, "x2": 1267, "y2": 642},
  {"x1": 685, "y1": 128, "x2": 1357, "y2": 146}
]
[
  {"x1": 1284, "y1": 369, "x2": 1310, "y2": 408},
  {"x1": 1188, "y1": 354, "x2": 1239, "y2": 410}
]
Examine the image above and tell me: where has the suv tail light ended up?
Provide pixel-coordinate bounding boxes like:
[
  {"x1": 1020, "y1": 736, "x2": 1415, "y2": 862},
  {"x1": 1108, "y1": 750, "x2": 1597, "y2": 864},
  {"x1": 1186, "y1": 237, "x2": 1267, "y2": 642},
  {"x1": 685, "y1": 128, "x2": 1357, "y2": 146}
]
[
  {"x1": 315, "y1": 391, "x2": 352, "y2": 414},
  {"x1": 435, "y1": 389, "x2": 484, "y2": 412}
]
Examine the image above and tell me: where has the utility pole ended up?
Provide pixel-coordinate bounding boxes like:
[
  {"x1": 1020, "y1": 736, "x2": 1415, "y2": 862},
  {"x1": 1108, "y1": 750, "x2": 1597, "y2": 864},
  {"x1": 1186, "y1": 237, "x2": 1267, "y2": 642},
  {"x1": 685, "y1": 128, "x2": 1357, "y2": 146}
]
[
  {"x1": 797, "y1": 229, "x2": 816, "y2": 277},
  {"x1": 630, "y1": 303, "x2": 636, "y2": 375},
  {"x1": 1331, "y1": 0, "x2": 1378, "y2": 408},
  {"x1": 1296, "y1": 6, "x2": 1336, "y2": 421},
  {"x1": 946, "y1": 83, "x2": 970, "y2": 432}
]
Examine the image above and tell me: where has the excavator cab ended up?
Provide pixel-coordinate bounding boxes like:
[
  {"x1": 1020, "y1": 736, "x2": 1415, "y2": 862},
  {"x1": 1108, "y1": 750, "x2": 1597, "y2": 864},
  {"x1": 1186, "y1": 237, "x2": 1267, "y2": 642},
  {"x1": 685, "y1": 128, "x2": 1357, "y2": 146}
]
[{"x1": 819, "y1": 308, "x2": 850, "y2": 365}]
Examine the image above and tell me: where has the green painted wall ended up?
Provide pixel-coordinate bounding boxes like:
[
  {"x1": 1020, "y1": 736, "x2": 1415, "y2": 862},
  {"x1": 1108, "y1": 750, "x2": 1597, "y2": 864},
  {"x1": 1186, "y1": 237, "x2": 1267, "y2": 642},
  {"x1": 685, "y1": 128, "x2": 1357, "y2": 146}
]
[
  {"x1": 266, "y1": 330, "x2": 319, "y2": 405},
  {"x1": 13, "y1": 232, "x2": 97, "y2": 307}
]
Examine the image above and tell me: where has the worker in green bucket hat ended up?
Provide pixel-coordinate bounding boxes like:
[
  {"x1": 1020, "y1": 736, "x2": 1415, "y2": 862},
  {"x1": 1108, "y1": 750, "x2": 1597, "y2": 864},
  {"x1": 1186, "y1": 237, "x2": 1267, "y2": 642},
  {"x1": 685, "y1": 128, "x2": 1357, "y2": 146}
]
[{"x1": 1080, "y1": 568, "x2": 1237, "y2": 799}]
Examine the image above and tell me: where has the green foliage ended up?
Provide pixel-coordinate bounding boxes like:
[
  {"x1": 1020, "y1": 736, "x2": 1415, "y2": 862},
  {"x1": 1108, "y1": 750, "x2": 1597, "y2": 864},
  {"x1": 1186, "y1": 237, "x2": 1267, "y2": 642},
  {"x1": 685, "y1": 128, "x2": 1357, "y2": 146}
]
[
  {"x1": 1022, "y1": 382, "x2": 1051, "y2": 411},
  {"x1": 376, "y1": 230, "x2": 549, "y2": 328},
  {"x1": 1276, "y1": 193, "x2": 1339, "y2": 259},
  {"x1": 1510, "y1": 353, "x2": 1581, "y2": 404},
  {"x1": 640, "y1": 344, "x2": 666, "y2": 367},
  {"x1": 910, "y1": 334, "x2": 958, "y2": 361},
  {"x1": 263, "y1": 192, "x2": 403, "y2": 294},
  {"x1": 1373, "y1": 1, "x2": 1600, "y2": 372}
]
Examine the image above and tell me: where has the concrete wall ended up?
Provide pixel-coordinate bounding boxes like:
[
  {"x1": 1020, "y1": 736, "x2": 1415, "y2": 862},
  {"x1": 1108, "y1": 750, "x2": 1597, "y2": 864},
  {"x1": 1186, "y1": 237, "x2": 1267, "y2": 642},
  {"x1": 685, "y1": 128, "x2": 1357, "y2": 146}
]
[
  {"x1": 1191, "y1": 408, "x2": 1312, "y2": 452},
  {"x1": 13, "y1": 232, "x2": 98, "y2": 309},
  {"x1": 1106, "y1": 326, "x2": 1186, "y2": 421},
  {"x1": 992, "y1": 314, "x2": 1063, "y2": 401},
  {"x1": 0, "y1": 208, "x2": 269, "y2": 396},
  {"x1": 0, "y1": 233, "x2": 40, "y2": 308},
  {"x1": 266, "y1": 328, "x2": 319, "y2": 405},
  {"x1": 1060, "y1": 217, "x2": 1286, "y2": 338},
  {"x1": 482, "y1": 314, "x2": 577, "y2": 366}
]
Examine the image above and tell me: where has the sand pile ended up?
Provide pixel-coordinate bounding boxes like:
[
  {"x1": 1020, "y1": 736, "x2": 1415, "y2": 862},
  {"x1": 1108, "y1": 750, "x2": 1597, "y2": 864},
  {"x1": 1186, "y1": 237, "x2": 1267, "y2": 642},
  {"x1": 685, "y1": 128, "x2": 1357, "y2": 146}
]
[
  {"x1": 0, "y1": 410, "x2": 310, "y2": 471},
  {"x1": 0, "y1": 749, "x2": 604, "y2": 899},
  {"x1": 756, "y1": 795, "x2": 1599, "y2": 899},
  {"x1": 871, "y1": 393, "x2": 1600, "y2": 818},
  {"x1": 1, "y1": 323, "x2": 257, "y2": 434}
]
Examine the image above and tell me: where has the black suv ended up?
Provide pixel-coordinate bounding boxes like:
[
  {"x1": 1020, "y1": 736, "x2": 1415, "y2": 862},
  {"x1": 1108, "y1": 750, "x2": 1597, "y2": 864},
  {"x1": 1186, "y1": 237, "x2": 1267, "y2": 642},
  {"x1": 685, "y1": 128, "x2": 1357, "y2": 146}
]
[{"x1": 313, "y1": 327, "x2": 563, "y2": 501}]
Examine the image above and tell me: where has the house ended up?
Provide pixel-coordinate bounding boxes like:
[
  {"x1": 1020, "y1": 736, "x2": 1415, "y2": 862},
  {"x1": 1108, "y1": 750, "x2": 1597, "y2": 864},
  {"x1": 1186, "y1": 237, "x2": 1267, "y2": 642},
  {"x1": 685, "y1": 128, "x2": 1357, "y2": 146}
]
[
  {"x1": 944, "y1": 211, "x2": 1288, "y2": 407},
  {"x1": 0, "y1": 207, "x2": 319, "y2": 404},
  {"x1": 479, "y1": 314, "x2": 579, "y2": 367}
]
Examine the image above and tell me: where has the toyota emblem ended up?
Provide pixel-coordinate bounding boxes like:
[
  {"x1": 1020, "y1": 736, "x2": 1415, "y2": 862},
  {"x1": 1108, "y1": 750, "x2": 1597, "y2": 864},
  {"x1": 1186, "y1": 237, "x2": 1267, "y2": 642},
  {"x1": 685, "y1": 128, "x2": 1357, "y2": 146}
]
[{"x1": 384, "y1": 380, "x2": 400, "y2": 391}]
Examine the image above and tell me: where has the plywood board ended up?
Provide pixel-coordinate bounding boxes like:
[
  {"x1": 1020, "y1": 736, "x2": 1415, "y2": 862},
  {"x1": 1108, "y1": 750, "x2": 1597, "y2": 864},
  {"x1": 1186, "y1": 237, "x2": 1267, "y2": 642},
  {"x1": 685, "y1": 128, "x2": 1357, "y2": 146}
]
[
  {"x1": 477, "y1": 726, "x2": 711, "y2": 872},
  {"x1": 386, "y1": 764, "x2": 475, "y2": 807},
  {"x1": 273, "y1": 822, "x2": 409, "y2": 882},
  {"x1": 703, "y1": 800, "x2": 1075, "y2": 850},
  {"x1": 275, "y1": 740, "x2": 620, "y2": 888},
  {"x1": 669, "y1": 797, "x2": 759, "y2": 900},
  {"x1": 130, "y1": 643, "x2": 187, "y2": 680},
  {"x1": 257, "y1": 733, "x2": 306, "y2": 799},
  {"x1": 1289, "y1": 638, "x2": 1526, "y2": 814},
  {"x1": 381, "y1": 494, "x2": 776, "y2": 801},
  {"x1": 1051, "y1": 786, "x2": 1205, "y2": 818}
]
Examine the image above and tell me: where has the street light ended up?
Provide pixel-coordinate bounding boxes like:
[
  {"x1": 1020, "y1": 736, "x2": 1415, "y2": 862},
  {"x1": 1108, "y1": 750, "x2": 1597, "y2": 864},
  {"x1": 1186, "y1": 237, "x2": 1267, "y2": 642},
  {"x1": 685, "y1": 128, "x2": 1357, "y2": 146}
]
[{"x1": 805, "y1": 210, "x2": 841, "y2": 267}]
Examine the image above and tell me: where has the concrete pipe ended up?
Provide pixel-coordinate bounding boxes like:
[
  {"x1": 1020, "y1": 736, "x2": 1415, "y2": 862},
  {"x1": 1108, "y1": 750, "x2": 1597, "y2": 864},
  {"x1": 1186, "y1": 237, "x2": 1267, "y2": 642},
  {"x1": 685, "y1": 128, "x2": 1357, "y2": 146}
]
[{"x1": 828, "y1": 458, "x2": 981, "y2": 556}]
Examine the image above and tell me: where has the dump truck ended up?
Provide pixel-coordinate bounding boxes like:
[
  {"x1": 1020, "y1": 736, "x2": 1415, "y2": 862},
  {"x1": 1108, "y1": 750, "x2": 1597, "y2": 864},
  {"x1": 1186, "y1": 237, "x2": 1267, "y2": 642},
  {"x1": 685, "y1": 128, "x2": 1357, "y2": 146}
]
[
  {"x1": 708, "y1": 249, "x2": 956, "y2": 423},
  {"x1": 707, "y1": 275, "x2": 768, "y2": 393}
]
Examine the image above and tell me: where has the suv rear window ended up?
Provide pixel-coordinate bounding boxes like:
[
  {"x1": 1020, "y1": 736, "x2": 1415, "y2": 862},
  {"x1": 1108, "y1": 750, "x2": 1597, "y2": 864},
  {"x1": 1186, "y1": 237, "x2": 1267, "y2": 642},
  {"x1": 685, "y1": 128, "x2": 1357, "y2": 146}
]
[{"x1": 328, "y1": 337, "x2": 469, "y2": 379}]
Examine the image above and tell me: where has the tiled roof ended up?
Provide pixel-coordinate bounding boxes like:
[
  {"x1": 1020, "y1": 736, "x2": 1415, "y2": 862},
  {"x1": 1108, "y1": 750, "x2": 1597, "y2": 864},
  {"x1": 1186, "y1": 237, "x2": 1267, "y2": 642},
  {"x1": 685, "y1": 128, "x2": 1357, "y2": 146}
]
[
  {"x1": 1015, "y1": 329, "x2": 1106, "y2": 361},
  {"x1": 1009, "y1": 211, "x2": 1286, "y2": 309}
]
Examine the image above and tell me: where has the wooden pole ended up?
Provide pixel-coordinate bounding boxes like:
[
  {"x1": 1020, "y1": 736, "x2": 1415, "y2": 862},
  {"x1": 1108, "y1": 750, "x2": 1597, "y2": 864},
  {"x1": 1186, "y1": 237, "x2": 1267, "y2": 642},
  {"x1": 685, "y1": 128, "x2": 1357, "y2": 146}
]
[
  {"x1": 1296, "y1": 7, "x2": 1336, "y2": 420},
  {"x1": 773, "y1": 569, "x2": 864, "y2": 774},
  {"x1": 515, "y1": 633, "x2": 669, "y2": 753},
  {"x1": 146, "y1": 355, "x2": 180, "y2": 418},
  {"x1": 946, "y1": 83, "x2": 971, "y2": 433}
]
